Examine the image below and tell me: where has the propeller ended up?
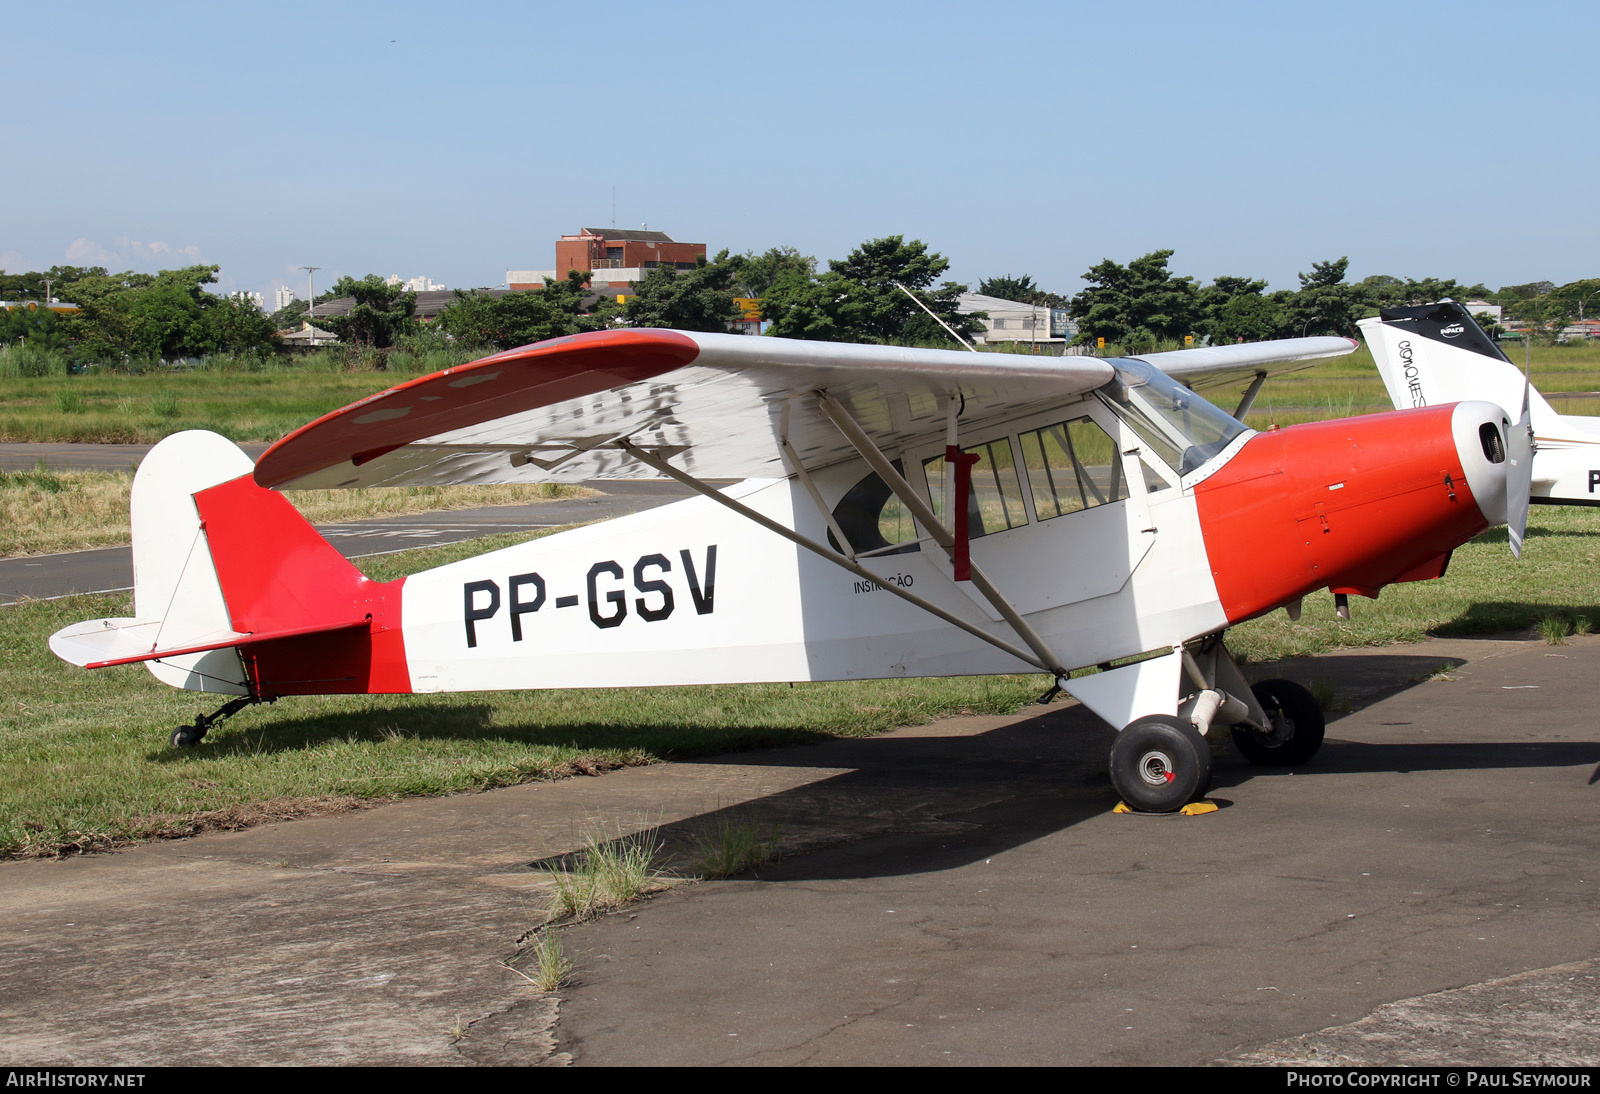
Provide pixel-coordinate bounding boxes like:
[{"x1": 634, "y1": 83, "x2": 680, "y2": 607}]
[{"x1": 1506, "y1": 349, "x2": 1535, "y2": 558}]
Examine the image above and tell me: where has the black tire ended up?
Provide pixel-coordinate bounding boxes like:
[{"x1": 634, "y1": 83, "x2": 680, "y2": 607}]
[
  {"x1": 1232, "y1": 679, "x2": 1325, "y2": 766},
  {"x1": 170, "y1": 724, "x2": 204, "y2": 748},
  {"x1": 1109, "y1": 715, "x2": 1213, "y2": 813}
]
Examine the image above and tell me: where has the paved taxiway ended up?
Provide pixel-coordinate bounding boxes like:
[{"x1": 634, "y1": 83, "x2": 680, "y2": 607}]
[{"x1": 1, "y1": 633, "x2": 1596, "y2": 1066}]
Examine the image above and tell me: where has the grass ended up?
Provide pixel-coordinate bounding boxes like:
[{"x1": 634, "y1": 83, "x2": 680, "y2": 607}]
[
  {"x1": 689, "y1": 812, "x2": 781, "y2": 879},
  {"x1": 522, "y1": 931, "x2": 575, "y2": 991},
  {"x1": 1538, "y1": 613, "x2": 1572, "y2": 644},
  {"x1": 540, "y1": 823, "x2": 668, "y2": 922},
  {"x1": 1240, "y1": 339, "x2": 1600, "y2": 429},
  {"x1": 0, "y1": 466, "x2": 594, "y2": 558},
  {"x1": 1308, "y1": 679, "x2": 1339, "y2": 713},
  {"x1": 0, "y1": 353, "x2": 462, "y2": 444}
]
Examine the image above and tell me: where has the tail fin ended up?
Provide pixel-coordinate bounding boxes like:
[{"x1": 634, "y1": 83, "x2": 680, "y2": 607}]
[
  {"x1": 50, "y1": 431, "x2": 409, "y2": 696},
  {"x1": 1359, "y1": 301, "x2": 1559, "y2": 434}
]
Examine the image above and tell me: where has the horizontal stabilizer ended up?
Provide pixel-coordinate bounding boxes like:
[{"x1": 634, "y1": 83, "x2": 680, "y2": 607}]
[{"x1": 50, "y1": 616, "x2": 369, "y2": 670}]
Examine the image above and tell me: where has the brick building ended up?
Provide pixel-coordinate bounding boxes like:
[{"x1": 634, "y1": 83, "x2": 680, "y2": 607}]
[{"x1": 507, "y1": 227, "x2": 708, "y2": 292}]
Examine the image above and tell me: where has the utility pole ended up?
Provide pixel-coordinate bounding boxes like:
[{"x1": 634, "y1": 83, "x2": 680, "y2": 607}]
[{"x1": 299, "y1": 266, "x2": 321, "y2": 347}]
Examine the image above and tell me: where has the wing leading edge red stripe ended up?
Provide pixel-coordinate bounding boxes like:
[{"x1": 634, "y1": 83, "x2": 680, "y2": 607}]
[{"x1": 255, "y1": 329, "x2": 701, "y2": 488}]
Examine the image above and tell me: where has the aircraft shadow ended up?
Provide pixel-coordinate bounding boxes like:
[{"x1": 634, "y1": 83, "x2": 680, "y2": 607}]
[
  {"x1": 146, "y1": 701, "x2": 842, "y2": 763},
  {"x1": 529, "y1": 650, "x2": 1592, "y2": 884}
]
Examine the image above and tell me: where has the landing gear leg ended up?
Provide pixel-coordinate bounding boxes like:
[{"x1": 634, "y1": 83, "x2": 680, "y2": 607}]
[{"x1": 170, "y1": 695, "x2": 269, "y2": 748}]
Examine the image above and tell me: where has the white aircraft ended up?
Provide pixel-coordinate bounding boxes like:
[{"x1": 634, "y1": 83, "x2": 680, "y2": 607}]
[
  {"x1": 48, "y1": 329, "x2": 1526, "y2": 812},
  {"x1": 1363, "y1": 300, "x2": 1589, "y2": 550}
]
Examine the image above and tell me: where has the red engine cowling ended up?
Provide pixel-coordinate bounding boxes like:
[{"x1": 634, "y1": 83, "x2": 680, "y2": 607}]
[{"x1": 1195, "y1": 402, "x2": 1508, "y2": 625}]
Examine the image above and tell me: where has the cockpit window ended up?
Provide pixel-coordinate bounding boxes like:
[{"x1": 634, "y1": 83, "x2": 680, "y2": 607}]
[
  {"x1": 1019, "y1": 417, "x2": 1129, "y2": 517},
  {"x1": 923, "y1": 438, "x2": 1028, "y2": 538},
  {"x1": 828, "y1": 461, "x2": 920, "y2": 556},
  {"x1": 1096, "y1": 359, "x2": 1247, "y2": 475}
]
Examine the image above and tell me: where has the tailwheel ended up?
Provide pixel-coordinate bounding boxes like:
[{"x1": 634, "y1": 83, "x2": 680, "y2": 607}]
[
  {"x1": 167, "y1": 695, "x2": 266, "y2": 750},
  {"x1": 1231, "y1": 679, "x2": 1325, "y2": 766},
  {"x1": 171, "y1": 722, "x2": 207, "y2": 748},
  {"x1": 1109, "y1": 715, "x2": 1213, "y2": 813}
]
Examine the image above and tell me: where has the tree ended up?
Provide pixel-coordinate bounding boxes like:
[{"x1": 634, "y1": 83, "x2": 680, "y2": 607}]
[
  {"x1": 1198, "y1": 275, "x2": 1281, "y2": 343},
  {"x1": 1280, "y1": 257, "x2": 1362, "y2": 337},
  {"x1": 623, "y1": 251, "x2": 743, "y2": 332},
  {"x1": 977, "y1": 274, "x2": 1070, "y2": 309},
  {"x1": 205, "y1": 295, "x2": 277, "y2": 355},
  {"x1": 1067, "y1": 250, "x2": 1199, "y2": 347},
  {"x1": 762, "y1": 235, "x2": 981, "y2": 345},
  {"x1": 1357, "y1": 274, "x2": 1489, "y2": 311},
  {"x1": 317, "y1": 275, "x2": 417, "y2": 349},
  {"x1": 734, "y1": 246, "x2": 815, "y2": 300},
  {"x1": 1502, "y1": 291, "x2": 1571, "y2": 344},
  {"x1": 436, "y1": 271, "x2": 613, "y2": 350},
  {"x1": 0, "y1": 301, "x2": 71, "y2": 352},
  {"x1": 272, "y1": 297, "x2": 309, "y2": 331}
]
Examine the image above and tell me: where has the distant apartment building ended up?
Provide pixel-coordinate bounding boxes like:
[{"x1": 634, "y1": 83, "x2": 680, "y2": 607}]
[
  {"x1": 273, "y1": 285, "x2": 297, "y2": 313},
  {"x1": 229, "y1": 290, "x2": 265, "y2": 310},
  {"x1": 385, "y1": 274, "x2": 448, "y2": 292},
  {"x1": 507, "y1": 227, "x2": 708, "y2": 294}
]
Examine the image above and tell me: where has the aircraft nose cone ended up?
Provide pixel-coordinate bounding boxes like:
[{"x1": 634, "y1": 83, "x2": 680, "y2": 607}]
[{"x1": 1451, "y1": 400, "x2": 1513, "y2": 528}]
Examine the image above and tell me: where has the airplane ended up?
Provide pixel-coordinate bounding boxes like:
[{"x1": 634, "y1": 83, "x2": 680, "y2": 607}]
[
  {"x1": 47, "y1": 328, "x2": 1527, "y2": 813},
  {"x1": 1362, "y1": 299, "x2": 1588, "y2": 535}
]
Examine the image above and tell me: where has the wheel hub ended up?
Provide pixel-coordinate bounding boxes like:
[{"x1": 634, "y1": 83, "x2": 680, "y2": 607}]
[{"x1": 1137, "y1": 749, "x2": 1176, "y2": 785}]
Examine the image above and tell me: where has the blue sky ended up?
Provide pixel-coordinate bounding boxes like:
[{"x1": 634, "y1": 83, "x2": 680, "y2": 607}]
[{"x1": 3, "y1": 0, "x2": 1593, "y2": 304}]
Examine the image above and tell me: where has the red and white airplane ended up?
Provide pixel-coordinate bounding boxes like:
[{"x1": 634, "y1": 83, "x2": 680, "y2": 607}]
[{"x1": 48, "y1": 328, "x2": 1525, "y2": 812}]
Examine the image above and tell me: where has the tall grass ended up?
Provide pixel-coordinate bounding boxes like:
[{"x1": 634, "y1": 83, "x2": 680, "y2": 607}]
[{"x1": 0, "y1": 344, "x2": 72, "y2": 378}]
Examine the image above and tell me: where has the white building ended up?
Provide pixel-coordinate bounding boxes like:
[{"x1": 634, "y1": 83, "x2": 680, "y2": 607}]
[
  {"x1": 957, "y1": 292, "x2": 1076, "y2": 351},
  {"x1": 273, "y1": 285, "x2": 297, "y2": 313},
  {"x1": 229, "y1": 290, "x2": 265, "y2": 310},
  {"x1": 386, "y1": 275, "x2": 447, "y2": 292}
]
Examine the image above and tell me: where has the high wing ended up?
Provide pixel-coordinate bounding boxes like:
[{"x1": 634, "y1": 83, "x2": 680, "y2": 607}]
[
  {"x1": 1138, "y1": 336, "x2": 1358, "y2": 392},
  {"x1": 255, "y1": 330, "x2": 1359, "y2": 491},
  {"x1": 255, "y1": 330, "x2": 1115, "y2": 489},
  {"x1": 1136, "y1": 336, "x2": 1359, "y2": 417}
]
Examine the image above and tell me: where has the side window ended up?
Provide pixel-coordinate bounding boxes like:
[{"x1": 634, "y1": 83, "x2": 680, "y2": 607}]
[
  {"x1": 1136, "y1": 454, "x2": 1174, "y2": 495},
  {"x1": 923, "y1": 438, "x2": 1028, "y2": 538},
  {"x1": 828, "y1": 461, "x2": 920, "y2": 556},
  {"x1": 1018, "y1": 417, "x2": 1129, "y2": 518}
]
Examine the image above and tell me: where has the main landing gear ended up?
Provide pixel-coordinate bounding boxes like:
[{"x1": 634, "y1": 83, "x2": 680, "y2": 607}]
[
  {"x1": 1105, "y1": 643, "x2": 1327, "y2": 812},
  {"x1": 170, "y1": 695, "x2": 268, "y2": 748},
  {"x1": 1232, "y1": 679, "x2": 1325, "y2": 767},
  {"x1": 1110, "y1": 716, "x2": 1213, "y2": 813}
]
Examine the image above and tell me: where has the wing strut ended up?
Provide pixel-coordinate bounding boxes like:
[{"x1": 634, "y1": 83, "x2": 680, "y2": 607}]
[
  {"x1": 812, "y1": 391, "x2": 1069, "y2": 680},
  {"x1": 1233, "y1": 371, "x2": 1268, "y2": 420},
  {"x1": 618, "y1": 440, "x2": 1053, "y2": 674}
]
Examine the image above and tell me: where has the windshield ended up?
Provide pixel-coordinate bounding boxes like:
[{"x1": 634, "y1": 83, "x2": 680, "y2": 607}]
[{"x1": 1094, "y1": 359, "x2": 1248, "y2": 475}]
